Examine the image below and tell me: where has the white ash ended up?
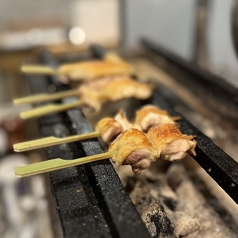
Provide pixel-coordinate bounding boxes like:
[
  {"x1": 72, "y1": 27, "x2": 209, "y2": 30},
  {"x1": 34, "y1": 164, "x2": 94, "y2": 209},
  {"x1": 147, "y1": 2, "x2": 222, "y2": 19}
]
[
  {"x1": 166, "y1": 164, "x2": 237, "y2": 238},
  {"x1": 130, "y1": 180, "x2": 176, "y2": 238},
  {"x1": 116, "y1": 161, "x2": 237, "y2": 238}
]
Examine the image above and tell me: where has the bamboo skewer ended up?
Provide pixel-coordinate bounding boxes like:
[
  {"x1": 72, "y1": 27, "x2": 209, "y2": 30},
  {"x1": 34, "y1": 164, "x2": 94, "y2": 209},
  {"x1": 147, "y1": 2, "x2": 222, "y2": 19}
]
[
  {"x1": 21, "y1": 53, "x2": 124, "y2": 76},
  {"x1": 13, "y1": 131, "x2": 100, "y2": 152},
  {"x1": 21, "y1": 65, "x2": 58, "y2": 75},
  {"x1": 14, "y1": 151, "x2": 117, "y2": 178},
  {"x1": 20, "y1": 100, "x2": 83, "y2": 119},
  {"x1": 13, "y1": 89, "x2": 78, "y2": 105}
]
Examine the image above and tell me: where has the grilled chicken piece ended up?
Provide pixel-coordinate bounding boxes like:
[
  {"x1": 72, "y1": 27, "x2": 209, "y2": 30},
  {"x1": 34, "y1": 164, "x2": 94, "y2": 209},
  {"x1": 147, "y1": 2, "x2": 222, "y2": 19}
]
[
  {"x1": 114, "y1": 110, "x2": 141, "y2": 131},
  {"x1": 95, "y1": 118, "x2": 123, "y2": 145},
  {"x1": 103, "y1": 52, "x2": 125, "y2": 63},
  {"x1": 147, "y1": 124, "x2": 197, "y2": 162},
  {"x1": 58, "y1": 60, "x2": 134, "y2": 81},
  {"x1": 78, "y1": 77, "x2": 153, "y2": 111},
  {"x1": 135, "y1": 105, "x2": 180, "y2": 132},
  {"x1": 108, "y1": 128, "x2": 157, "y2": 174},
  {"x1": 100, "y1": 77, "x2": 153, "y2": 101},
  {"x1": 107, "y1": 122, "x2": 196, "y2": 174},
  {"x1": 95, "y1": 110, "x2": 140, "y2": 144}
]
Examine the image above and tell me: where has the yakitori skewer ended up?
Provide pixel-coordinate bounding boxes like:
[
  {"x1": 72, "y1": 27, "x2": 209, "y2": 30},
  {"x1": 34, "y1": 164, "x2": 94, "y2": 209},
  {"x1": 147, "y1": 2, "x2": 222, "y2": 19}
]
[
  {"x1": 135, "y1": 104, "x2": 181, "y2": 132},
  {"x1": 17, "y1": 76, "x2": 154, "y2": 119},
  {"x1": 14, "y1": 105, "x2": 180, "y2": 152},
  {"x1": 15, "y1": 76, "x2": 153, "y2": 106},
  {"x1": 108, "y1": 125, "x2": 196, "y2": 174},
  {"x1": 14, "y1": 125, "x2": 197, "y2": 177},
  {"x1": 14, "y1": 118, "x2": 124, "y2": 152},
  {"x1": 21, "y1": 57, "x2": 134, "y2": 82}
]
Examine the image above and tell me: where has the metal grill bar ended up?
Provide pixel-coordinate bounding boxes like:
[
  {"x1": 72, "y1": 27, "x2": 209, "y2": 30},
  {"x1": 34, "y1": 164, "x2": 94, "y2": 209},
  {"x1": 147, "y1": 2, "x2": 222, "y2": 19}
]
[
  {"x1": 26, "y1": 49, "x2": 151, "y2": 238},
  {"x1": 150, "y1": 85, "x2": 238, "y2": 204}
]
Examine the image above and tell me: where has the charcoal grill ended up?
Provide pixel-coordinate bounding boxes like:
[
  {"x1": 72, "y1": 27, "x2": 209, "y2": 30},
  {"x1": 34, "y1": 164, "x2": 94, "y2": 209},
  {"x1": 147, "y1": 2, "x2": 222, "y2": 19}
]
[{"x1": 24, "y1": 44, "x2": 238, "y2": 238}]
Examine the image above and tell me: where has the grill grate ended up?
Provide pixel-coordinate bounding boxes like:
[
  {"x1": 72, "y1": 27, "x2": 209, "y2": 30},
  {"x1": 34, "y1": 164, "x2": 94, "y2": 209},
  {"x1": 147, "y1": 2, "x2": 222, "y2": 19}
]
[{"x1": 25, "y1": 45, "x2": 238, "y2": 237}]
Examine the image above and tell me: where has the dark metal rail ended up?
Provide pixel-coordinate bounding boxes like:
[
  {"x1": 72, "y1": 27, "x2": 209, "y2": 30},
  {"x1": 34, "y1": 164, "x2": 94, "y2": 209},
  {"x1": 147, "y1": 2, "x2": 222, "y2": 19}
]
[
  {"x1": 141, "y1": 39, "x2": 238, "y2": 203},
  {"x1": 27, "y1": 49, "x2": 151, "y2": 238},
  {"x1": 149, "y1": 84, "x2": 238, "y2": 204}
]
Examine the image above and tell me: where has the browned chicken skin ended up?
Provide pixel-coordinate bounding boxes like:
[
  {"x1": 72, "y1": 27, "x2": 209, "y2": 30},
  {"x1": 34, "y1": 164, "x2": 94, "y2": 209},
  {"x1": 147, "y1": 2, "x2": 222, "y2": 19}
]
[
  {"x1": 114, "y1": 110, "x2": 141, "y2": 131},
  {"x1": 96, "y1": 106, "x2": 196, "y2": 174},
  {"x1": 95, "y1": 110, "x2": 140, "y2": 144},
  {"x1": 58, "y1": 60, "x2": 134, "y2": 81},
  {"x1": 95, "y1": 104, "x2": 178, "y2": 144},
  {"x1": 108, "y1": 128, "x2": 157, "y2": 174},
  {"x1": 78, "y1": 77, "x2": 153, "y2": 111},
  {"x1": 135, "y1": 105, "x2": 180, "y2": 132},
  {"x1": 108, "y1": 123, "x2": 196, "y2": 174},
  {"x1": 147, "y1": 124, "x2": 197, "y2": 162},
  {"x1": 95, "y1": 118, "x2": 124, "y2": 145}
]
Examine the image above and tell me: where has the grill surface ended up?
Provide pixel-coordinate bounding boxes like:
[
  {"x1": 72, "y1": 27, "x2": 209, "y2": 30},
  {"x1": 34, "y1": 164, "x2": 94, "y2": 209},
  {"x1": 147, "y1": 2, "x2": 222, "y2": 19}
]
[
  {"x1": 25, "y1": 45, "x2": 238, "y2": 237},
  {"x1": 150, "y1": 85, "x2": 238, "y2": 204}
]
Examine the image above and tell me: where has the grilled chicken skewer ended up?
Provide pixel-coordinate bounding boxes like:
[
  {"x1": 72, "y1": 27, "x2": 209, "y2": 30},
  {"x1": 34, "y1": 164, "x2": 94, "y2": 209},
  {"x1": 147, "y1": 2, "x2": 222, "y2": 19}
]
[
  {"x1": 15, "y1": 76, "x2": 153, "y2": 106},
  {"x1": 14, "y1": 109, "x2": 133, "y2": 152},
  {"x1": 14, "y1": 111, "x2": 196, "y2": 178},
  {"x1": 14, "y1": 104, "x2": 193, "y2": 176},
  {"x1": 14, "y1": 125, "x2": 196, "y2": 177},
  {"x1": 76, "y1": 76, "x2": 153, "y2": 112},
  {"x1": 109, "y1": 125, "x2": 196, "y2": 174},
  {"x1": 14, "y1": 105, "x2": 178, "y2": 152},
  {"x1": 14, "y1": 117, "x2": 124, "y2": 152},
  {"x1": 21, "y1": 57, "x2": 134, "y2": 82},
  {"x1": 18, "y1": 76, "x2": 154, "y2": 119}
]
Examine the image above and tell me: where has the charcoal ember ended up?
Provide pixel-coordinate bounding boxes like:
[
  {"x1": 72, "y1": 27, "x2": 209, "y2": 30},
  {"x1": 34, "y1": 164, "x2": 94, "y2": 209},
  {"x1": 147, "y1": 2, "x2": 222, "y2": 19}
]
[
  {"x1": 130, "y1": 180, "x2": 176, "y2": 238},
  {"x1": 133, "y1": 168, "x2": 200, "y2": 237},
  {"x1": 140, "y1": 169, "x2": 178, "y2": 210}
]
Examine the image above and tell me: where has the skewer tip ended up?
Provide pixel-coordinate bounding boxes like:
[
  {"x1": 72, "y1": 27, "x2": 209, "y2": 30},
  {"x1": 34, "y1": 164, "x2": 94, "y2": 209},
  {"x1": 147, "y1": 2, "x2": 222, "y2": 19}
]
[
  {"x1": 21, "y1": 65, "x2": 57, "y2": 75},
  {"x1": 13, "y1": 99, "x2": 20, "y2": 105}
]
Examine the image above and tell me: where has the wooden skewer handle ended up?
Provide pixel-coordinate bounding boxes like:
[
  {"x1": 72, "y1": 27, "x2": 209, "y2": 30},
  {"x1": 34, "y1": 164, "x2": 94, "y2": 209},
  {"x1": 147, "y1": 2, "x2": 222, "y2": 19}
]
[
  {"x1": 20, "y1": 100, "x2": 83, "y2": 119},
  {"x1": 21, "y1": 65, "x2": 58, "y2": 75},
  {"x1": 13, "y1": 89, "x2": 78, "y2": 105},
  {"x1": 13, "y1": 131, "x2": 100, "y2": 152},
  {"x1": 14, "y1": 151, "x2": 116, "y2": 177}
]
